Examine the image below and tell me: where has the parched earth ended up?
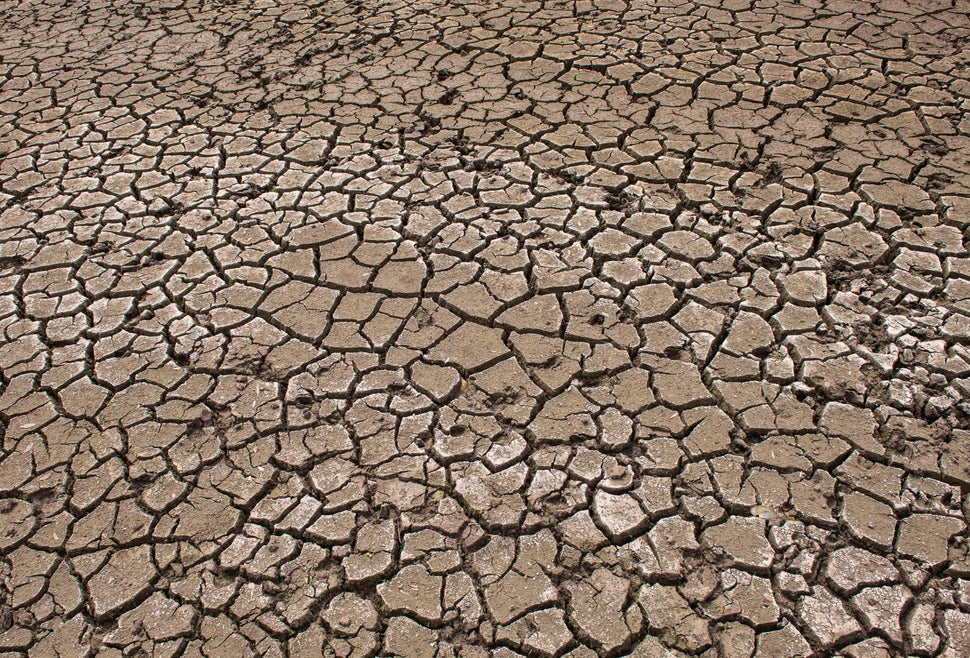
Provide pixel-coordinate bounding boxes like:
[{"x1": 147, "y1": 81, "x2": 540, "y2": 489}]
[{"x1": 1, "y1": 0, "x2": 970, "y2": 656}]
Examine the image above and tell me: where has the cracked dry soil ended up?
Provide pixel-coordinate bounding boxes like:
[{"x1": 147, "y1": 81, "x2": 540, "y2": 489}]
[{"x1": 0, "y1": 0, "x2": 970, "y2": 656}]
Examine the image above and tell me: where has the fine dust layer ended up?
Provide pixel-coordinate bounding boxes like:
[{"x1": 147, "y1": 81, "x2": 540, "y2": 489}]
[{"x1": 0, "y1": 0, "x2": 969, "y2": 656}]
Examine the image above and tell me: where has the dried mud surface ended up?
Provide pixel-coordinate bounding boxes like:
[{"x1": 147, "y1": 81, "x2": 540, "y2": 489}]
[{"x1": 1, "y1": 0, "x2": 970, "y2": 656}]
